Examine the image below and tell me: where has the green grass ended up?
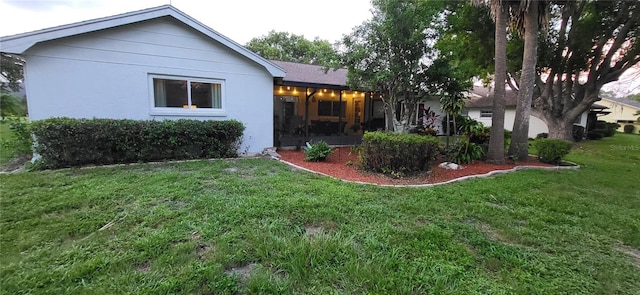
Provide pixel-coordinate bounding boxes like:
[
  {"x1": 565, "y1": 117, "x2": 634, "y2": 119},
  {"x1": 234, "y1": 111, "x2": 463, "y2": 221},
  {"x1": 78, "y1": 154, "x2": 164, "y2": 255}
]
[
  {"x1": 1, "y1": 134, "x2": 639, "y2": 294},
  {"x1": 0, "y1": 118, "x2": 29, "y2": 166}
]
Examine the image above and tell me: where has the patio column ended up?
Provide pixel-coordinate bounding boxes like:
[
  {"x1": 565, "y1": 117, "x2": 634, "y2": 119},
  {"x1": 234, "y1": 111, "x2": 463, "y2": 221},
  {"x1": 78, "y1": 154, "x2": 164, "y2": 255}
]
[
  {"x1": 304, "y1": 88, "x2": 317, "y2": 142},
  {"x1": 338, "y1": 90, "x2": 343, "y2": 136}
]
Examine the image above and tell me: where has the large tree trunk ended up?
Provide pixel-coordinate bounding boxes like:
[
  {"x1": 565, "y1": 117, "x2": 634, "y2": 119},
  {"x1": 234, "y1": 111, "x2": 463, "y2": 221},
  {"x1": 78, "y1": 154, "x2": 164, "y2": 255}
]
[
  {"x1": 486, "y1": 5, "x2": 508, "y2": 165},
  {"x1": 546, "y1": 118, "x2": 574, "y2": 141},
  {"x1": 509, "y1": 3, "x2": 539, "y2": 161}
]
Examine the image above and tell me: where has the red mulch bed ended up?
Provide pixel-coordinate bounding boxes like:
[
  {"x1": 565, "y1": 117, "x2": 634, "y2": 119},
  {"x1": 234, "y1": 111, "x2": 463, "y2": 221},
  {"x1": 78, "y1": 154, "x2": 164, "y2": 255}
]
[{"x1": 277, "y1": 147, "x2": 553, "y2": 186}]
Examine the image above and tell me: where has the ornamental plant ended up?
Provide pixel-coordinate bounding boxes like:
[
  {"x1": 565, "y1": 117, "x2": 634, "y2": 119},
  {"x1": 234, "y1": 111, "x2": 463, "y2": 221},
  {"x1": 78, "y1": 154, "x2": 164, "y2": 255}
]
[
  {"x1": 532, "y1": 138, "x2": 572, "y2": 165},
  {"x1": 303, "y1": 141, "x2": 333, "y2": 162}
]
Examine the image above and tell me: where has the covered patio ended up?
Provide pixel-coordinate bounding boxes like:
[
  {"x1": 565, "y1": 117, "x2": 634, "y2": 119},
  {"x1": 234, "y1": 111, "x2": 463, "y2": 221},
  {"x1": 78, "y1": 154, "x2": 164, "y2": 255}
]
[{"x1": 271, "y1": 60, "x2": 385, "y2": 148}]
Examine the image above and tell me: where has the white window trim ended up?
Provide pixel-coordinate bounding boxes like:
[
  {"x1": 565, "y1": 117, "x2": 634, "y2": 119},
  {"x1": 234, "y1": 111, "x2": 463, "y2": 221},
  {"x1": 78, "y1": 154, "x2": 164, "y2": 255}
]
[
  {"x1": 480, "y1": 110, "x2": 493, "y2": 118},
  {"x1": 148, "y1": 74, "x2": 227, "y2": 117}
]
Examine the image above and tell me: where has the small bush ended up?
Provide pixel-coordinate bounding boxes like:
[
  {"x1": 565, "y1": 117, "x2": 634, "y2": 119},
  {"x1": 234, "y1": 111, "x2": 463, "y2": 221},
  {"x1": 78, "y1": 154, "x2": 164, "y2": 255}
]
[
  {"x1": 605, "y1": 122, "x2": 620, "y2": 137},
  {"x1": 0, "y1": 118, "x2": 32, "y2": 155},
  {"x1": 536, "y1": 133, "x2": 548, "y2": 139},
  {"x1": 623, "y1": 124, "x2": 635, "y2": 134},
  {"x1": 359, "y1": 131, "x2": 440, "y2": 176},
  {"x1": 532, "y1": 138, "x2": 572, "y2": 165},
  {"x1": 30, "y1": 118, "x2": 244, "y2": 169},
  {"x1": 304, "y1": 141, "x2": 333, "y2": 162},
  {"x1": 596, "y1": 120, "x2": 619, "y2": 137},
  {"x1": 591, "y1": 129, "x2": 608, "y2": 137},
  {"x1": 572, "y1": 125, "x2": 585, "y2": 142},
  {"x1": 445, "y1": 140, "x2": 485, "y2": 164},
  {"x1": 587, "y1": 131, "x2": 604, "y2": 140}
]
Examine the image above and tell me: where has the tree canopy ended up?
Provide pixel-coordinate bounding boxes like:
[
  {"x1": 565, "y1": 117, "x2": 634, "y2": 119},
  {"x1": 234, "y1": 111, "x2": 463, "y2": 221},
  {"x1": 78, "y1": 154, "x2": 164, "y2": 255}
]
[
  {"x1": 1, "y1": 53, "x2": 24, "y2": 93},
  {"x1": 245, "y1": 31, "x2": 340, "y2": 66},
  {"x1": 439, "y1": 0, "x2": 640, "y2": 141},
  {"x1": 341, "y1": 0, "x2": 470, "y2": 131}
]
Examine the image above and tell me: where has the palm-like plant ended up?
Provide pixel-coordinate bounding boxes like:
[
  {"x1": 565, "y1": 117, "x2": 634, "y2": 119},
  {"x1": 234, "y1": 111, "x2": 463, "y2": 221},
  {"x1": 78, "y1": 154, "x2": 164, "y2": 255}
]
[
  {"x1": 472, "y1": 0, "x2": 508, "y2": 164},
  {"x1": 509, "y1": 0, "x2": 550, "y2": 160}
]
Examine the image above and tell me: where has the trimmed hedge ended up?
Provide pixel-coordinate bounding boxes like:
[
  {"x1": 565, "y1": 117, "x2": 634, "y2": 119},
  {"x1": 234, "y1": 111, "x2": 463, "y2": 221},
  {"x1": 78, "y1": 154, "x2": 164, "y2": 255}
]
[
  {"x1": 623, "y1": 124, "x2": 635, "y2": 134},
  {"x1": 30, "y1": 118, "x2": 245, "y2": 169},
  {"x1": 572, "y1": 125, "x2": 585, "y2": 142},
  {"x1": 587, "y1": 131, "x2": 604, "y2": 140},
  {"x1": 532, "y1": 138, "x2": 572, "y2": 165},
  {"x1": 359, "y1": 131, "x2": 440, "y2": 176}
]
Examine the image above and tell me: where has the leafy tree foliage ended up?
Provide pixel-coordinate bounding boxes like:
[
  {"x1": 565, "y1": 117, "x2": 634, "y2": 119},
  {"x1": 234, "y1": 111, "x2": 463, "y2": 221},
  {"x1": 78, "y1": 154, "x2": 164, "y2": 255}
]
[
  {"x1": 440, "y1": 0, "x2": 640, "y2": 142},
  {"x1": 0, "y1": 53, "x2": 24, "y2": 93},
  {"x1": 245, "y1": 31, "x2": 339, "y2": 66},
  {"x1": 341, "y1": 0, "x2": 466, "y2": 132},
  {"x1": 533, "y1": 1, "x2": 639, "y2": 140},
  {"x1": 626, "y1": 93, "x2": 640, "y2": 102},
  {"x1": 0, "y1": 93, "x2": 26, "y2": 118}
]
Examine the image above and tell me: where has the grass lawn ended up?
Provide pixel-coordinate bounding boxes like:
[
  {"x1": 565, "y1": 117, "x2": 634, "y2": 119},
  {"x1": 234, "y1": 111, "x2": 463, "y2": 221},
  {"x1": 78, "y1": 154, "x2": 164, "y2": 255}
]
[{"x1": 1, "y1": 134, "x2": 639, "y2": 294}]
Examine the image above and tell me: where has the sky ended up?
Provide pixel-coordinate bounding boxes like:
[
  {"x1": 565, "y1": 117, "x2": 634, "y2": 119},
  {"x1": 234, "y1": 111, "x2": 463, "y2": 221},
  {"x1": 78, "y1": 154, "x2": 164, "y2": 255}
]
[
  {"x1": 0, "y1": 0, "x2": 637, "y2": 95},
  {"x1": 0, "y1": 0, "x2": 373, "y2": 44}
]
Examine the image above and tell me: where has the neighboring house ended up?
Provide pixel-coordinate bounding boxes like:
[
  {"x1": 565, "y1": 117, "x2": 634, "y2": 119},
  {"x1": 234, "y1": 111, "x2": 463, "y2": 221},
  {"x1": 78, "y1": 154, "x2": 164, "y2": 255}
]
[
  {"x1": 597, "y1": 97, "x2": 640, "y2": 133},
  {"x1": 464, "y1": 85, "x2": 596, "y2": 138},
  {"x1": 0, "y1": 5, "x2": 285, "y2": 154}
]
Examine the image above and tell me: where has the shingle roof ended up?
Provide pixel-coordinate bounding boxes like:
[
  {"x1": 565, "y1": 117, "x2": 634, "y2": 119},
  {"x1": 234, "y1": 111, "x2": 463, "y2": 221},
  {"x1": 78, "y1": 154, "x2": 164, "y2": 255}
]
[
  {"x1": 464, "y1": 85, "x2": 518, "y2": 108},
  {"x1": 602, "y1": 96, "x2": 640, "y2": 109},
  {"x1": 270, "y1": 60, "x2": 348, "y2": 87}
]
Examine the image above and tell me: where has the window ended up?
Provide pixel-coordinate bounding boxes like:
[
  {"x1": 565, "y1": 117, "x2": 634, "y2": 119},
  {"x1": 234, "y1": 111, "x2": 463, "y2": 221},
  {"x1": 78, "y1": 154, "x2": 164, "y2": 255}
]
[
  {"x1": 150, "y1": 75, "x2": 224, "y2": 115},
  {"x1": 480, "y1": 110, "x2": 492, "y2": 118},
  {"x1": 318, "y1": 100, "x2": 346, "y2": 117},
  {"x1": 574, "y1": 115, "x2": 582, "y2": 125}
]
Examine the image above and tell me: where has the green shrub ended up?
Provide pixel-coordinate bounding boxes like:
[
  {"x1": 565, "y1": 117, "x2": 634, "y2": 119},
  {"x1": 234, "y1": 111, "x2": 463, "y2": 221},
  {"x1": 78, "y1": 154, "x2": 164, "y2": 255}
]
[
  {"x1": 442, "y1": 117, "x2": 489, "y2": 163},
  {"x1": 30, "y1": 118, "x2": 244, "y2": 169},
  {"x1": 587, "y1": 131, "x2": 604, "y2": 140},
  {"x1": 605, "y1": 122, "x2": 620, "y2": 137},
  {"x1": 445, "y1": 139, "x2": 485, "y2": 164},
  {"x1": 359, "y1": 131, "x2": 440, "y2": 176},
  {"x1": 0, "y1": 93, "x2": 27, "y2": 118},
  {"x1": 532, "y1": 138, "x2": 572, "y2": 165},
  {"x1": 596, "y1": 120, "x2": 619, "y2": 137},
  {"x1": 0, "y1": 118, "x2": 32, "y2": 155},
  {"x1": 623, "y1": 124, "x2": 635, "y2": 134},
  {"x1": 591, "y1": 128, "x2": 608, "y2": 137},
  {"x1": 536, "y1": 133, "x2": 548, "y2": 139},
  {"x1": 572, "y1": 125, "x2": 585, "y2": 142},
  {"x1": 304, "y1": 141, "x2": 333, "y2": 162}
]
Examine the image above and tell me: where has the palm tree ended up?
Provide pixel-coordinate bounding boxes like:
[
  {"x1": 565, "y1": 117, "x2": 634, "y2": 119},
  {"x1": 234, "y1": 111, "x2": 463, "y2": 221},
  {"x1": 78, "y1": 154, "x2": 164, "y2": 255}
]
[
  {"x1": 509, "y1": 1, "x2": 549, "y2": 161},
  {"x1": 473, "y1": 0, "x2": 508, "y2": 164}
]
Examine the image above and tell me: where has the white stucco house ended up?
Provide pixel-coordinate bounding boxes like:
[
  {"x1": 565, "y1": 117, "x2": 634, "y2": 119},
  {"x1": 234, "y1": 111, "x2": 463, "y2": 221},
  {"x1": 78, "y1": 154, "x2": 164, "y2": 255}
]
[
  {"x1": 464, "y1": 85, "x2": 592, "y2": 138},
  {"x1": 0, "y1": 5, "x2": 285, "y2": 154}
]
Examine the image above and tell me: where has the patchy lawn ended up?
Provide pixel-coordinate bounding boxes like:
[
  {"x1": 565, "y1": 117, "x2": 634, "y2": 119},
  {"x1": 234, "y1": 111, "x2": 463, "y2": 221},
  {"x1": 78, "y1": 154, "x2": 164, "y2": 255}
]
[{"x1": 1, "y1": 134, "x2": 639, "y2": 294}]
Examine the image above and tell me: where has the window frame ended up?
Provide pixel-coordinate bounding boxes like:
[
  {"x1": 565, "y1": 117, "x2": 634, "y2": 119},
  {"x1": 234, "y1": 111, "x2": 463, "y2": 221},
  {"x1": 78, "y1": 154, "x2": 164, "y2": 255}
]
[
  {"x1": 480, "y1": 110, "x2": 493, "y2": 118},
  {"x1": 317, "y1": 100, "x2": 346, "y2": 117},
  {"x1": 148, "y1": 74, "x2": 226, "y2": 117}
]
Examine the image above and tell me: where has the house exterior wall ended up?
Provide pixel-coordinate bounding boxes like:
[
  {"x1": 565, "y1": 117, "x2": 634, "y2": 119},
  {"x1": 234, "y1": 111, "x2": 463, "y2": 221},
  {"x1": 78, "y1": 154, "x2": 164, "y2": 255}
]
[
  {"x1": 467, "y1": 108, "x2": 589, "y2": 138},
  {"x1": 467, "y1": 108, "x2": 547, "y2": 138},
  {"x1": 23, "y1": 17, "x2": 274, "y2": 153},
  {"x1": 597, "y1": 98, "x2": 640, "y2": 133}
]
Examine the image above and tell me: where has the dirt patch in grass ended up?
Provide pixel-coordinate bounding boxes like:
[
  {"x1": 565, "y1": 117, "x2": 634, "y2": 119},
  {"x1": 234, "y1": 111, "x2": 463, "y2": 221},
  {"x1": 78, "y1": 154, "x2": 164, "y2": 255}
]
[
  {"x1": 136, "y1": 261, "x2": 152, "y2": 273},
  {"x1": 225, "y1": 263, "x2": 257, "y2": 280},
  {"x1": 304, "y1": 225, "x2": 324, "y2": 237},
  {"x1": 615, "y1": 243, "x2": 640, "y2": 269},
  {"x1": 476, "y1": 222, "x2": 520, "y2": 247},
  {"x1": 278, "y1": 147, "x2": 553, "y2": 186},
  {"x1": 0, "y1": 154, "x2": 30, "y2": 172},
  {"x1": 196, "y1": 244, "x2": 214, "y2": 261}
]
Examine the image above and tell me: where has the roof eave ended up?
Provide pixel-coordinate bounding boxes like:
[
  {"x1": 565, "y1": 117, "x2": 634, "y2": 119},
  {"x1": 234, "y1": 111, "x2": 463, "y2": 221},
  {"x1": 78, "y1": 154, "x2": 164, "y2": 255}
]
[{"x1": 0, "y1": 5, "x2": 286, "y2": 77}]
